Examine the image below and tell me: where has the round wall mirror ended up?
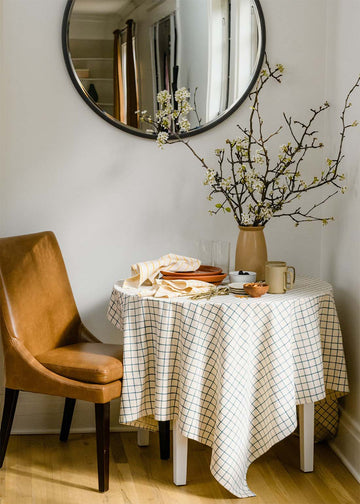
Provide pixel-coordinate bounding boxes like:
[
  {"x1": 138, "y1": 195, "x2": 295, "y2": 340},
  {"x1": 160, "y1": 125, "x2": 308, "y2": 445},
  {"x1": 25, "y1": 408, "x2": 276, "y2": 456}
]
[{"x1": 62, "y1": 0, "x2": 266, "y2": 138}]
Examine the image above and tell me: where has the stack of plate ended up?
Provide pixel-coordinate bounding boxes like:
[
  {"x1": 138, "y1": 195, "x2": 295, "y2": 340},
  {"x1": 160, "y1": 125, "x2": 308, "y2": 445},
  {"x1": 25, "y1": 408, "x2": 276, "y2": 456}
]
[
  {"x1": 228, "y1": 282, "x2": 247, "y2": 295},
  {"x1": 160, "y1": 265, "x2": 226, "y2": 285}
]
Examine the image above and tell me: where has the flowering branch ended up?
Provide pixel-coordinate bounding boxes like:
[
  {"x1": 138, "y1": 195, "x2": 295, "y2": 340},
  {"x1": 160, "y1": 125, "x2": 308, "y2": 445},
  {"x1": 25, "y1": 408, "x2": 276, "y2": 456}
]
[{"x1": 138, "y1": 58, "x2": 359, "y2": 227}]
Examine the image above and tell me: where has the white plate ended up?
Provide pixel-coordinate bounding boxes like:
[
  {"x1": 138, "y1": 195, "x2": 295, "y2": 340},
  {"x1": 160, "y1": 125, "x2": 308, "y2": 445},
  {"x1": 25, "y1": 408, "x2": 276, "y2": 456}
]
[
  {"x1": 229, "y1": 288, "x2": 246, "y2": 294},
  {"x1": 229, "y1": 282, "x2": 246, "y2": 289}
]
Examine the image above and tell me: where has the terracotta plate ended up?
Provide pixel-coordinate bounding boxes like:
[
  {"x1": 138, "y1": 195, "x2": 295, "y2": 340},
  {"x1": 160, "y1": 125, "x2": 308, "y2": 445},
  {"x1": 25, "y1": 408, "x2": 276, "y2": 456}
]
[
  {"x1": 160, "y1": 265, "x2": 222, "y2": 277},
  {"x1": 161, "y1": 272, "x2": 227, "y2": 285}
]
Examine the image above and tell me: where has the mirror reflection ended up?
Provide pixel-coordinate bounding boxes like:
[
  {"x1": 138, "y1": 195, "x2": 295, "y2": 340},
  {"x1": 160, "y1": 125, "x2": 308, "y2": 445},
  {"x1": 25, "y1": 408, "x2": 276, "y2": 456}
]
[{"x1": 64, "y1": 0, "x2": 265, "y2": 137}]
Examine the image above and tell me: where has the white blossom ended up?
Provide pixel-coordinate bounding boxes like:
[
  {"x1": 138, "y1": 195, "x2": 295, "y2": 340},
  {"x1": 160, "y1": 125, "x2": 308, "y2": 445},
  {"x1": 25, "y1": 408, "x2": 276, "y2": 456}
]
[
  {"x1": 174, "y1": 87, "x2": 190, "y2": 102},
  {"x1": 240, "y1": 213, "x2": 253, "y2": 225},
  {"x1": 178, "y1": 117, "x2": 191, "y2": 132},
  {"x1": 156, "y1": 131, "x2": 169, "y2": 149},
  {"x1": 220, "y1": 177, "x2": 232, "y2": 190},
  {"x1": 179, "y1": 101, "x2": 192, "y2": 115},
  {"x1": 157, "y1": 90, "x2": 171, "y2": 105},
  {"x1": 253, "y1": 179, "x2": 264, "y2": 193},
  {"x1": 204, "y1": 169, "x2": 216, "y2": 185},
  {"x1": 161, "y1": 117, "x2": 170, "y2": 129},
  {"x1": 258, "y1": 206, "x2": 273, "y2": 220}
]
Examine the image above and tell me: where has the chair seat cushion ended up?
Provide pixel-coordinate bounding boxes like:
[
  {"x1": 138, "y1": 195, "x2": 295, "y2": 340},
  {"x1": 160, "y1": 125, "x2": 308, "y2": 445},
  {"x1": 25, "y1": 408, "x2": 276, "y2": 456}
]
[{"x1": 36, "y1": 343, "x2": 123, "y2": 384}]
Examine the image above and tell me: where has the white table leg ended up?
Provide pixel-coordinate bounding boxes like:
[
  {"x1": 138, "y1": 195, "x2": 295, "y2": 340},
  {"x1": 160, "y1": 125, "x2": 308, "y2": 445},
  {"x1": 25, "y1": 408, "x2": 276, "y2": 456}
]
[
  {"x1": 173, "y1": 420, "x2": 188, "y2": 486},
  {"x1": 298, "y1": 402, "x2": 314, "y2": 472},
  {"x1": 137, "y1": 428, "x2": 150, "y2": 447}
]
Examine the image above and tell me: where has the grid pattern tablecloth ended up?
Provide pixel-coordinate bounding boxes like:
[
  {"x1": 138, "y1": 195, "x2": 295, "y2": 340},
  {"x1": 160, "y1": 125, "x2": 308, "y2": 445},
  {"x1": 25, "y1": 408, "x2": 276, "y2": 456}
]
[{"x1": 107, "y1": 277, "x2": 348, "y2": 498}]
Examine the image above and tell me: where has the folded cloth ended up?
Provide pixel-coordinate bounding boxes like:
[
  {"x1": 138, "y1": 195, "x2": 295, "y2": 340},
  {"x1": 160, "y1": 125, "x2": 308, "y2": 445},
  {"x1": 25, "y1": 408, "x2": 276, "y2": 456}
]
[
  {"x1": 131, "y1": 279, "x2": 212, "y2": 298},
  {"x1": 123, "y1": 253, "x2": 201, "y2": 288},
  {"x1": 154, "y1": 279, "x2": 212, "y2": 298}
]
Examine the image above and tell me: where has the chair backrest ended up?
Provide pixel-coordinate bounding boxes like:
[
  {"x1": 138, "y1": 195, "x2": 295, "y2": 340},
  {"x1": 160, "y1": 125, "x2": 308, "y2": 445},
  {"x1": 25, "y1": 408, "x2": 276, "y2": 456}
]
[{"x1": 0, "y1": 231, "x2": 81, "y2": 356}]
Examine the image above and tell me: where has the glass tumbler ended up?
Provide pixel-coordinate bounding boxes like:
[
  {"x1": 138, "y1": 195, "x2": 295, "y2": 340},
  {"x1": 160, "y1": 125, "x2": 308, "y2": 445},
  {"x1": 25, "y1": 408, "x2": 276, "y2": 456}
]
[{"x1": 212, "y1": 240, "x2": 230, "y2": 275}]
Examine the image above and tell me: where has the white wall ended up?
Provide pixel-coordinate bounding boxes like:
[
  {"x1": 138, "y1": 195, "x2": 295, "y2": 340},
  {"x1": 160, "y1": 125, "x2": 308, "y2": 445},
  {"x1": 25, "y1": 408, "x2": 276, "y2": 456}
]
[
  {"x1": 0, "y1": 0, "x2": 3, "y2": 234},
  {"x1": 2, "y1": 0, "x2": 355, "y2": 442},
  {"x1": 322, "y1": 0, "x2": 360, "y2": 481}
]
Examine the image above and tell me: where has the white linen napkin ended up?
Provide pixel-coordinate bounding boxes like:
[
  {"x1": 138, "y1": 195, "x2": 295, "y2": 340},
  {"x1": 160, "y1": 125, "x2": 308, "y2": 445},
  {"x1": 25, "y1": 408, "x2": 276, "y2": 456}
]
[
  {"x1": 153, "y1": 279, "x2": 211, "y2": 298},
  {"x1": 122, "y1": 278, "x2": 212, "y2": 298},
  {"x1": 123, "y1": 253, "x2": 201, "y2": 288}
]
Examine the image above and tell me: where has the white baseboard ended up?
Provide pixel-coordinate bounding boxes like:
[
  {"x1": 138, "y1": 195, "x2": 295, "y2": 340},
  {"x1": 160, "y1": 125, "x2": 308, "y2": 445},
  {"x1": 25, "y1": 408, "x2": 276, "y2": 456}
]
[
  {"x1": 12, "y1": 424, "x2": 137, "y2": 435},
  {"x1": 329, "y1": 407, "x2": 360, "y2": 483}
]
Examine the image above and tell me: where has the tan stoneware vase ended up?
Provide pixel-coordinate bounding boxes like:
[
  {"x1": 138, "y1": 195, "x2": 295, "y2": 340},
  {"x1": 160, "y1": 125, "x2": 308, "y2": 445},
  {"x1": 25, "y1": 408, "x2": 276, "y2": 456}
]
[{"x1": 235, "y1": 226, "x2": 268, "y2": 281}]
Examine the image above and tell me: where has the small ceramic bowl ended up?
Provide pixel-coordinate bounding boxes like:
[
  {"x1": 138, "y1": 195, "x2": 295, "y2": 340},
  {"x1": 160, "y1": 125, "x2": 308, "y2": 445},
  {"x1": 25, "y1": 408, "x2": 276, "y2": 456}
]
[
  {"x1": 243, "y1": 282, "x2": 269, "y2": 298},
  {"x1": 229, "y1": 270, "x2": 256, "y2": 285}
]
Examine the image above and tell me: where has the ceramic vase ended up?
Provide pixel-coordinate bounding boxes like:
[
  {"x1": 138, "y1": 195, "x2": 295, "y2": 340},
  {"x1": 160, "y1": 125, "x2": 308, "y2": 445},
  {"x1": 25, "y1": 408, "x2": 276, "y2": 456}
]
[{"x1": 235, "y1": 226, "x2": 268, "y2": 281}]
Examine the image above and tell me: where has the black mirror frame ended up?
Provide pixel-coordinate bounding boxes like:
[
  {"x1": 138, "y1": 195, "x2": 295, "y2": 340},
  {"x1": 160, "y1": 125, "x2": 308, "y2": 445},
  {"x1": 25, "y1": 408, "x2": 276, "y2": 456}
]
[{"x1": 61, "y1": 0, "x2": 266, "y2": 139}]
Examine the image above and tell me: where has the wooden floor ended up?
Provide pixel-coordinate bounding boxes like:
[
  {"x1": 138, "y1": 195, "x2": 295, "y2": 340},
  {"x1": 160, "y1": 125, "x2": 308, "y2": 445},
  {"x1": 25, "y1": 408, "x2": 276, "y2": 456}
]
[{"x1": 0, "y1": 432, "x2": 358, "y2": 504}]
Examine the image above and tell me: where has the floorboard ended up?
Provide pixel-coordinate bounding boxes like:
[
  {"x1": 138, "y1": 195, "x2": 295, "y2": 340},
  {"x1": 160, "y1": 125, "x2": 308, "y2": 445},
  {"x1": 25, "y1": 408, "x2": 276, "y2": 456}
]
[{"x1": 0, "y1": 432, "x2": 358, "y2": 504}]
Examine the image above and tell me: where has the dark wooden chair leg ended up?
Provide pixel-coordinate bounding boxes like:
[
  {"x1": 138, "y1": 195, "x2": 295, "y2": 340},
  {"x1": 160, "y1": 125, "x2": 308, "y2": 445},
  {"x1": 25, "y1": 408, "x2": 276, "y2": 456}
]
[
  {"x1": 59, "y1": 398, "x2": 76, "y2": 442},
  {"x1": 158, "y1": 420, "x2": 170, "y2": 460},
  {"x1": 95, "y1": 402, "x2": 110, "y2": 492},
  {"x1": 0, "y1": 388, "x2": 19, "y2": 467}
]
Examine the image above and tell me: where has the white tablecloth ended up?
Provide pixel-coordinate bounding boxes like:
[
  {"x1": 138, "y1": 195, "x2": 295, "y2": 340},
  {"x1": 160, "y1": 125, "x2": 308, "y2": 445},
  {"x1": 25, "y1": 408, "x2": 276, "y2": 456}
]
[{"x1": 107, "y1": 277, "x2": 348, "y2": 498}]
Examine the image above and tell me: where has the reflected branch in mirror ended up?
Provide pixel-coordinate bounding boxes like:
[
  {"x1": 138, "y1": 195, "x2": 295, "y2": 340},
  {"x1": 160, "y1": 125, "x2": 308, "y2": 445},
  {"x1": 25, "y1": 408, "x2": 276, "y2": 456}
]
[{"x1": 193, "y1": 87, "x2": 203, "y2": 128}]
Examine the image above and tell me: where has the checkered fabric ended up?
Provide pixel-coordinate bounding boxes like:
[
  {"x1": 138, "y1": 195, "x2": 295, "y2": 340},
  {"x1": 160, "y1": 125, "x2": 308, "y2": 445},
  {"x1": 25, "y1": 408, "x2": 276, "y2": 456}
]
[{"x1": 107, "y1": 277, "x2": 348, "y2": 498}]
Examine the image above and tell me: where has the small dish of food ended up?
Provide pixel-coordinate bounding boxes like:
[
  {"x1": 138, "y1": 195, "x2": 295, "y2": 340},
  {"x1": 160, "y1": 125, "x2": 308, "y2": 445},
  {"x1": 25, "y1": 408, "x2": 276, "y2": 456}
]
[
  {"x1": 229, "y1": 270, "x2": 256, "y2": 285},
  {"x1": 243, "y1": 282, "x2": 269, "y2": 298}
]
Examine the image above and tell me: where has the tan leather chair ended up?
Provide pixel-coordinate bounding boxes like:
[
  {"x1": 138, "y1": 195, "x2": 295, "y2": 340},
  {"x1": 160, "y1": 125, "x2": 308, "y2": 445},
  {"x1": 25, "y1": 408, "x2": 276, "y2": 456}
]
[{"x1": 0, "y1": 231, "x2": 124, "y2": 492}]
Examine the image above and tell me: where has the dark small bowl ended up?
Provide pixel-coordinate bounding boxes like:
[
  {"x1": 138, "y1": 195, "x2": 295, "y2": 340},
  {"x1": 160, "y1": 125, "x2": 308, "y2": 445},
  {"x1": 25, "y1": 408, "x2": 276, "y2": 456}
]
[{"x1": 243, "y1": 282, "x2": 269, "y2": 298}]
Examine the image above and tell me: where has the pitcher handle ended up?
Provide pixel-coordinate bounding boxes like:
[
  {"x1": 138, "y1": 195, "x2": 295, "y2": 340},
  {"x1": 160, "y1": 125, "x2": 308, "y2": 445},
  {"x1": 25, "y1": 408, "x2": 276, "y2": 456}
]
[
  {"x1": 288, "y1": 266, "x2": 296, "y2": 283},
  {"x1": 287, "y1": 269, "x2": 294, "y2": 290}
]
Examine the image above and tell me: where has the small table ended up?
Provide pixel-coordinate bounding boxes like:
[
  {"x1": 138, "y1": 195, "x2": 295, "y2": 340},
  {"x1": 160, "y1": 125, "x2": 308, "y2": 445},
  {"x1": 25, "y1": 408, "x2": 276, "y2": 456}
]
[{"x1": 107, "y1": 277, "x2": 348, "y2": 498}]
